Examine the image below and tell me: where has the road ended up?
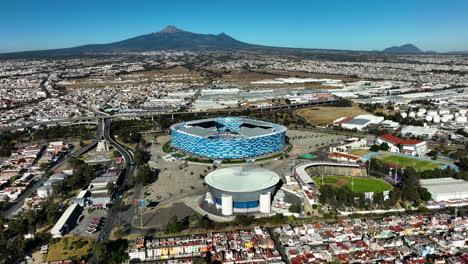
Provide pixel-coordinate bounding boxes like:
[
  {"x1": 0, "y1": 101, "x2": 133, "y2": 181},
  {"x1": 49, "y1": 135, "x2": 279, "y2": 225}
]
[
  {"x1": 0, "y1": 98, "x2": 344, "y2": 132},
  {"x1": 88, "y1": 119, "x2": 136, "y2": 264}
]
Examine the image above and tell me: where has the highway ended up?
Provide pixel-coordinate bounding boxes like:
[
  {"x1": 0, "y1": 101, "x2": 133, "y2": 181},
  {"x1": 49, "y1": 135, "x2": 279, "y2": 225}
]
[{"x1": 0, "y1": 98, "x2": 344, "y2": 132}]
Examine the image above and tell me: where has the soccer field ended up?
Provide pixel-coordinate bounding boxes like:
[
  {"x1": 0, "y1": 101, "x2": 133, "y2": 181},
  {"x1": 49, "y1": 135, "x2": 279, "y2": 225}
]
[
  {"x1": 376, "y1": 154, "x2": 444, "y2": 171},
  {"x1": 313, "y1": 175, "x2": 392, "y2": 193}
]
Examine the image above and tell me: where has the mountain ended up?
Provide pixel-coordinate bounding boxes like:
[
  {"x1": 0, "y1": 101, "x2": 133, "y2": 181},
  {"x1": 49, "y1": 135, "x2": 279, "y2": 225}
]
[
  {"x1": 0, "y1": 26, "x2": 255, "y2": 58},
  {"x1": 381, "y1": 44, "x2": 424, "y2": 54},
  {"x1": 1, "y1": 27, "x2": 464, "y2": 58}
]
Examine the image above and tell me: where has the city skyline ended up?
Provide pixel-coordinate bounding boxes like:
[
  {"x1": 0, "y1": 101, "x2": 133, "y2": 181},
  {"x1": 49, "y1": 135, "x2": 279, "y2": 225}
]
[{"x1": 1, "y1": 0, "x2": 468, "y2": 53}]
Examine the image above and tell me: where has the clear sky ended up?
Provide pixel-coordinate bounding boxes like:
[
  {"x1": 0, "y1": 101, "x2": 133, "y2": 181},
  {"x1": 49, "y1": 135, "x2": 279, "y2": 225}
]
[{"x1": 1, "y1": 0, "x2": 467, "y2": 53}]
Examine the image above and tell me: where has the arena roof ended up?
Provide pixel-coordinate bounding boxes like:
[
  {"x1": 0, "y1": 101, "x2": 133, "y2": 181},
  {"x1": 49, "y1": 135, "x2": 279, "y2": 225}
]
[{"x1": 205, "y1": 166, "x2": 280, "y2": 192}]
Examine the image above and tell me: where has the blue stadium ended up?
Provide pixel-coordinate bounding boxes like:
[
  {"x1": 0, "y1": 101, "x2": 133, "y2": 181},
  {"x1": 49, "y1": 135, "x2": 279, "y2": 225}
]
[{"x1": 170, "y1": 117, "x2": 287, "y2": 159}]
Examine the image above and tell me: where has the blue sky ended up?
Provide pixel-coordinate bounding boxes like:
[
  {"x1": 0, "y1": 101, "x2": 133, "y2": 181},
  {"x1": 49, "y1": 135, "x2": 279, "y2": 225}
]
[{"x1": 1, "y1": 0, "x2": 467, "y2": 53}]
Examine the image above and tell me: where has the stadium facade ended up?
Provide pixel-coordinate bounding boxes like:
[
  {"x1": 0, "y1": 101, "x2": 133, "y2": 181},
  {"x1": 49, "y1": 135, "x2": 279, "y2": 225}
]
[
  {"x1": 170, "y1": 117, "x2": 287, "y2": 159},
  {"x1": 205, "y1": 166, "x2": 280, "y2": 215}
]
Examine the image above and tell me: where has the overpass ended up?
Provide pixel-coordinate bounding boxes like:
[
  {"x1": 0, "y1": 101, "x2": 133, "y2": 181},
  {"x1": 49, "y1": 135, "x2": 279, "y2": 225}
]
[
  {"x1": 102, "y1": 119, "x2": 133, "y2": 164},
  {"x1": 0, "y1": 98, "x2": 344, "y2": 132}
]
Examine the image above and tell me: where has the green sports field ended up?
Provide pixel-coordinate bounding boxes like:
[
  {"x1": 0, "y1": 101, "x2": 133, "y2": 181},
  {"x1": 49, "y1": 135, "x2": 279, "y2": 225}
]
[
  {"x1": 313, "y1": 175, "x2": 392, "y2": 193},
  {"x1": 376, "y1": 154, "x2": 444, "y2": 171}
]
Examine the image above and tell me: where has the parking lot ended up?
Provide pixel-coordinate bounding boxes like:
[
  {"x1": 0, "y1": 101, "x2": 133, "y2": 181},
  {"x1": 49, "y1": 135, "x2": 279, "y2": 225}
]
[{"x1": 69, "y1": 207, "x2": 108, "y2": 238}]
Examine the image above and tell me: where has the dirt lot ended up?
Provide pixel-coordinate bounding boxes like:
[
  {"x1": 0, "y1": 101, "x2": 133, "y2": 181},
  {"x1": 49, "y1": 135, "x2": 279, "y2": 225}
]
[
  {"x1": 295, "y1": 104, "x2": 369, "y2": 125},
  {"x1": 62, "y1": 66, "x2": 204, "y2": 89},
  {"x1": 210, "y1": 69, "x2": 359, "y2": 88},
  {"x1": 46, "y1": 236, "x2": 92, "y2": 262}
]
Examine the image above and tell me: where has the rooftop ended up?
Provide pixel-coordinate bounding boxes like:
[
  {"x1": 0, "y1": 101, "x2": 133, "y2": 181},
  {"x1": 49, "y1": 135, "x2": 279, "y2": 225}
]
[
  {"x1": 379, "y1": 134, "x2": 425, "y2": 145},
  {"x1": 420, "y1": 177, "x2": 468, "y2": 194},
  {"x1": 205, "y1": 166, "x2": 280, "y2": 192}
]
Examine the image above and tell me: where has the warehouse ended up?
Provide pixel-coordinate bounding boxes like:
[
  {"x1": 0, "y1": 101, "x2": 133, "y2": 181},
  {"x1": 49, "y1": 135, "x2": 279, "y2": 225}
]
[
  {"x1": 420, "y1": 178, "x2": 468, "y2": 202},
  {"x1": 205, "y1": 166, "x2": 280, "y2": 215},
  {"x1": 401, "y1": 125, "x2": 438, "y2": 139}
]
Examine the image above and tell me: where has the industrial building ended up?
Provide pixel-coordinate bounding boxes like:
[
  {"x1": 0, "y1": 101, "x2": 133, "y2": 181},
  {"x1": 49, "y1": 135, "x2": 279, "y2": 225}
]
[
  {"x1": 420, "y1": 178, "x2": 468, "y2": 202},
  {"x1": 375, "y1": 134, "x2": 428, "y2": 156},
  {"x1": 401, "y1": 125, "x2": 438, "y2": 139},
  {"x1": 171, "y1": 117, "x2": 287, "y2": 159},
  {"x1": 334, "y1": 114, "x2": 384, "y2": 131},
  {"x1": 204, "y1": 166, "x2": 280, "y2": 215},
  {"x1": 50, "y1": 203, "x2": 82, "y2": 238}
]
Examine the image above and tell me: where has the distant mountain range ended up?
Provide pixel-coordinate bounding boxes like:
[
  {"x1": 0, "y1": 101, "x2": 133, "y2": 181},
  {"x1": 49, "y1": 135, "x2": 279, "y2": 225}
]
[
  {"x1": 0, "y1": 26, "x2": 466, "y2": 58},
  {"x1": 381, "y1": 44, "x2": 424, "y2": 54}
]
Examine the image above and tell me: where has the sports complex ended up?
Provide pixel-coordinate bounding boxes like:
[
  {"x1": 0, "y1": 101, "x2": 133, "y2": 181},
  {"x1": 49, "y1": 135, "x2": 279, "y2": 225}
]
[
  {"x1": 170, "y1": 117, "x2": 287, "y2": 159},
  {"x1": 294, "y1": 161, "x2": 392, "y2": 193}
]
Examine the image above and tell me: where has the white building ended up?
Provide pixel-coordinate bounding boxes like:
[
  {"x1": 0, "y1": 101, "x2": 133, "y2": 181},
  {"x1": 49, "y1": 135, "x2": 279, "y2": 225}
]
[
  {"x1": 37, "y1": 185, "x2": 53, "y2": 198},
  {"x1": 335, "y1": 115, "x2": 384, "y2": 131},
  {"x1": 401, "y1": 126, "x2": 438, "y2": 139},
  {"x1": 420, "y1": 178, "x2": 468, "y2": 202},
  {"x1": 50, "y1": 203, "x2": 82, "y2": 238},
  {"x1": 329, "y1": 138, "x2": 367, "y2": 153},
  {"x1": 375, "y1": 134, "x2": 427, "y2": 156}
]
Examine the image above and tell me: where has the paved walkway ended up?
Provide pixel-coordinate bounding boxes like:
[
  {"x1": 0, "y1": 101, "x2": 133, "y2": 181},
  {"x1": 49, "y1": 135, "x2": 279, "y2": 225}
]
[{"x1": 362, "y1": 152, "x2": 459, "y2": 171}]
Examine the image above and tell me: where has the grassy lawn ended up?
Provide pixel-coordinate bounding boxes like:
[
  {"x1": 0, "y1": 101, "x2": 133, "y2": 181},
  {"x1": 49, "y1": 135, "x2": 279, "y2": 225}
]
[
  {"x1": 295, "y1": 104, "x2": 369, "y2": 125},
  {"x1": 348, "y1": 149, "x2": 373, "y2": 157},
  {"x1": 322, "y1": 177, "x2": 339, "y2": 184},
  {"x1": 376, "y1": 154, "x2": 443, "y2": 171},
  {"x1": 46, "y1": 236, "x2": 92, "y2": 262},
  {"x1": 313, "y1": 175, "x2": 392, "y2": 193}
]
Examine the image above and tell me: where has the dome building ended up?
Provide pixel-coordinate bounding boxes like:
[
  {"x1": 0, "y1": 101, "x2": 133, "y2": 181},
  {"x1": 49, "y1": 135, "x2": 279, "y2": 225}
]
[{"x1": 205, "y1": 166, "x2": 280, "y2": 215}]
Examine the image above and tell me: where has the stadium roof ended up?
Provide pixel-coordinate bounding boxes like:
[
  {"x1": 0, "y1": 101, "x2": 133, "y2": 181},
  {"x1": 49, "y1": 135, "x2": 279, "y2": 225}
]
[
  {"x1": 176, "y1": 117, "x2": 284, "y2": 139},
  {"x1": 179, "y1": 126, "x2": 216, "y2": 138},
  {"x1": 205, "y1": 166, "x2": 279, "y2": 192}
]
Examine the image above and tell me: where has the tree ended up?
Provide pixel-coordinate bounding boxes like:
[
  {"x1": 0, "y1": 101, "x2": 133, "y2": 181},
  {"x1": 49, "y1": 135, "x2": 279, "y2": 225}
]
[
  {"x1": 370, "y1": 144, "x2": 380, "y2": 152},
  {"x1": 428, "y1": 150, "x2": 438, "y2": 160},
  {"x1": 421, "y1": 189, "x2": 432, "y2": 201},
  {"x1": 135, "y1": 165, "x2": 153, "y2": 185},
  {"x1": 94, "y1": 240, "x2": 129, "y2": 264},
  {"x1": 379, "y1": 142, "x2": 390, "y2": 151},
  {"x1": 106, "y1": 182, "x2": 115, "y2": 195},
  {"x1": 134, "y1": 147, "x2": 148, "y2": 165},
  {"x1": 396, "y1": 143, "x2": 404, "y2": 152},
  {"x1": 234, "y1": 215, "x2": 254, "y2": 226},
  {"x1": 197, "y1": 215, "x2": 214, "y2": 230},
  {"x1": 112, "y1": 150, "x2": 121, "y2": 158},
  {"x1": 193, "y1": 258, "x2": 208, "y2": 264},
  {"x1": 165, "y1": 216, "x2": 189, "y2": 233},
  {"x1": 288, "y1": 204, "x2": 301, "y2": 214}
]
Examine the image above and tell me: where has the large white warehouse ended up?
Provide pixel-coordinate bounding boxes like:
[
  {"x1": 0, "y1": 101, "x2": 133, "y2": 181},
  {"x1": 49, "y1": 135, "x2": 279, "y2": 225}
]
[{"x1": 420, "y1": 178, "x2": 468, "y2": 202}]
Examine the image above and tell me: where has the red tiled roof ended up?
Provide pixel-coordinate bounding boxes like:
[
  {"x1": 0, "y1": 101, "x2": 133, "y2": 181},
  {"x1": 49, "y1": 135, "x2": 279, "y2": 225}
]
[{"x1": 379, "y1": 134, "x2": 425, "y2": 145}]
